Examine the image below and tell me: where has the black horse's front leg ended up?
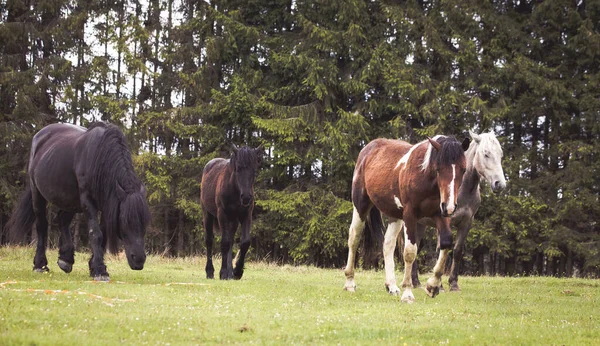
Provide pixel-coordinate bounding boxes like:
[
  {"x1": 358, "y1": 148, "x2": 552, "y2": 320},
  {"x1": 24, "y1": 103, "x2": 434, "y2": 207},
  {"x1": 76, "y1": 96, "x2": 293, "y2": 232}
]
[
  {"x1": 81, "y1": 193, "x2": 109, "y2": 281},
  {"x1": 233, "y1": 212, "x2": 252, "y2": 280}
]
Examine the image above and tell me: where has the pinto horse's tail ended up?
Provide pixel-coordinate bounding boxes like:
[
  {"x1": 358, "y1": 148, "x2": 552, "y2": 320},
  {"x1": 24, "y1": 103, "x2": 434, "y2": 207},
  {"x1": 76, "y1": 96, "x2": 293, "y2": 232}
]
[
  {"x1": 3, "y1": 185, "x2": 35, "y2": 244},
  {"x1": 361, "y1": 207, "x2": 385, "y2": 270}
]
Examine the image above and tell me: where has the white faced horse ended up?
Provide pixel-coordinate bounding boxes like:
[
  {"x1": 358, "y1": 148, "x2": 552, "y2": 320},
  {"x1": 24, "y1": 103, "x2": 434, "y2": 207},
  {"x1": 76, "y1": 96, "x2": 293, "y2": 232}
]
[{"x1": 409, "y1": 131, "x2": 507, "y2": 291}]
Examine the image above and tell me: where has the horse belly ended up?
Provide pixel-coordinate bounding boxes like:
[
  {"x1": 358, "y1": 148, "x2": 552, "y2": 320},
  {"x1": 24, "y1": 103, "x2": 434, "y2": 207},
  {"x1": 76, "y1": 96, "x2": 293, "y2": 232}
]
[{"x1": 32, "y1": 152, "x2": 81, "y2": 211}]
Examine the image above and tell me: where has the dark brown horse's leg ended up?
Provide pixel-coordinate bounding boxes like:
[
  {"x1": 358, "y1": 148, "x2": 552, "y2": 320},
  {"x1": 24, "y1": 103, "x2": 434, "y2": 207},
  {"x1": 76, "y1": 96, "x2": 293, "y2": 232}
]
[
  {"x1": 204, "y1": 211, "x2": 215, "y2": 279},
  {"x1": 426, "y1": 217, "x2": 453, "y2": 297},
  {"x1": 448, "y1": 218, "x2": 472, "y2": 291},
  {"x1": 218, "y1": 210, "x2": 235, "y2": 280},
  {"x1": 233, "y1": 212, "x2": 252, "y2": 280},
  {"x1": 57, "y1": 211, "x2": 76, "y2": 273},
  {"x1": 410, "y1": 223, "x2": 426, "y2": 288},
  {"x1": 81, "y1": 193, "x2": 109, "y2": 281},
  {"x1": 32, "y1": 188, "x2": 49, "y2": 273}
]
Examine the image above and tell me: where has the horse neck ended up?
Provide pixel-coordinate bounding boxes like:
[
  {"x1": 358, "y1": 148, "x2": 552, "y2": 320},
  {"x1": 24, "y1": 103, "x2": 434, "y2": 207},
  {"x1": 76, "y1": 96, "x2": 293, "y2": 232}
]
[{"x1": 462, "y1": 142, "x2": 481, "y2": 193}]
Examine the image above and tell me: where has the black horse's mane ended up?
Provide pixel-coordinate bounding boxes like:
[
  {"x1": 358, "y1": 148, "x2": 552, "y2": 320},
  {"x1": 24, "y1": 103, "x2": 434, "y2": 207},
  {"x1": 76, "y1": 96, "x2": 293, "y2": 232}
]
[
  {"x1": 87, "y1": 122, "x2": 150, "y2": 253},
  {"x1": 430, "y1": 136, "x2": 465, "y2": 170}
]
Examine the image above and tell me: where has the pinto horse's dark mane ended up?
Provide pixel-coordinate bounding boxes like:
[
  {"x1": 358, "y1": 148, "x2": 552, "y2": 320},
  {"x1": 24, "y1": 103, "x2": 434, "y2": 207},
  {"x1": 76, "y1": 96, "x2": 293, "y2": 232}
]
[
  {"x1": 422, "y1": 136, "x2": 465, "y2": 173},
  {"x1": 87, "y1": 122, "x2": 150, "y2": 254}
]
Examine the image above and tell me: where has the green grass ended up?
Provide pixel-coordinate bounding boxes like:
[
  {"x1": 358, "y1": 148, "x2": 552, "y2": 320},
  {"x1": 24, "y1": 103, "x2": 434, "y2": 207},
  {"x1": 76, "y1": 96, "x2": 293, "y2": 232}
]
[{"x1": 1, "y1": 246, "x2": 599, "y2": 345}]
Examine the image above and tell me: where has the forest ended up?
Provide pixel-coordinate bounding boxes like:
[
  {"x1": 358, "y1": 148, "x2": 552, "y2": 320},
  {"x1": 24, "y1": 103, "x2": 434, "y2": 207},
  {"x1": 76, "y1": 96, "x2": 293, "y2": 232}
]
[{"x1": 0, "y1": 0, "x2": 598, "y2": 277}]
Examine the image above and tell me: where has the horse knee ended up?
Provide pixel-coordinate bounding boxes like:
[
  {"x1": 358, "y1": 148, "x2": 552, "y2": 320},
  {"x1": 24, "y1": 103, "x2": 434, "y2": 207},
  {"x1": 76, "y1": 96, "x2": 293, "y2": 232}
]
[
  {"x1": 403, "y1": 244, "x2": 417, "y2": 263},
  {"x1": 439, "y1": 233, "x2": 453, "y2": 250}
]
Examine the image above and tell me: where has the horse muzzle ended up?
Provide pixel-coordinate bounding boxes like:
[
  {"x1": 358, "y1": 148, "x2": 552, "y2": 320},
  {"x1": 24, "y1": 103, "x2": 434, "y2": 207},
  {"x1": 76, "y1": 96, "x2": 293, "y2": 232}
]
[
  {"x1": 492, "y1": 180, "x2": 507, "y2": 193},
  {"x1": 127, "y1": 252, "x2": 146, "y2": 270},
  {"x1": 441, "y1": 202, "x2": 457, "y2": 217},
  {"x1": 240, "y1": 194, "x2": 253, "y2": 207}
]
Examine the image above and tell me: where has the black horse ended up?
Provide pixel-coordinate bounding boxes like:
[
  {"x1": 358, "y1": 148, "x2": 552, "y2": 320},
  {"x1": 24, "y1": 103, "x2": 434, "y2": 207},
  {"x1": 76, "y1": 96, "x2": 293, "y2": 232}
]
[
  {"x1": 5, "y1": 122, "x2": 151, "y2": 281},
  {"x1": 200, "y1": 144, "x2": 262, "y2": 280}
]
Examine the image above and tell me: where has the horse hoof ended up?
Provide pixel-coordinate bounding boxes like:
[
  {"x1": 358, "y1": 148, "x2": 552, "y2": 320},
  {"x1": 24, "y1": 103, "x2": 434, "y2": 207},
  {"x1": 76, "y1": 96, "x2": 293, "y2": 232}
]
[
  {"x1": 386, "y1": 284, "x2": 401, "y2": 296},
  {"x1": 412, "y1": 281, "x2": 422, "y2": 289},
  {"x1": 401, "y1": 292, "x2": 415, "y2": 303},
  {"x1": 57, "y1": 259, "x2": 73, "y2": 273},
  {"x1": 343, "y1": 285, "x2": 356, "y2": 292},
  {"x1": 449, "y1": 284, "x2": 461, "y2": 292},
  {"x1": 206, "y1": 274, "x2": 214, "y2": 279},
  {"x1": 93, "y1": 275, "x2": 110, "y2": 282},
  {"x1": 426, "y1": 284, "x2": 440, "y2": 298},
  {"x1": 33, "y1": 266, "x2": 50, "y2": 273}
]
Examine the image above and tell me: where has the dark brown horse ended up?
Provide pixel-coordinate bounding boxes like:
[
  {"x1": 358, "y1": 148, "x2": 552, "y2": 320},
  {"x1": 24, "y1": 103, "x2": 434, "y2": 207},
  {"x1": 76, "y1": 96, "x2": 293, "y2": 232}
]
[
  {"x1": 344, "y1": 135, "x2": 469, "y2": 303},
  {"x1": 5, "y1": 122, "x2": 150, "y2": 281},
  {"x1": 200, "y1": 144, "x2": 262, "y2": 280}
]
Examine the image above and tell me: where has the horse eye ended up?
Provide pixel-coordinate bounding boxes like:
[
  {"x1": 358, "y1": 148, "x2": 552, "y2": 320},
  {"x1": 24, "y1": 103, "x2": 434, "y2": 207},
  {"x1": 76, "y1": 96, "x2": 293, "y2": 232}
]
[{"x1": 484, "y1": 154, "x2": 489, "y2": 158}]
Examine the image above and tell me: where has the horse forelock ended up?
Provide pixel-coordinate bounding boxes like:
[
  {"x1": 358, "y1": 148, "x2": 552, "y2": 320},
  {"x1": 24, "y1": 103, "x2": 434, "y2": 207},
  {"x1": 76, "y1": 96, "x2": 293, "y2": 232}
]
[
  {"x1": 477, "y1": 133, "x2": 503, "y2": 158},
  {"x1": 231, "y1": 147, "x2": 260, "y2": 174},
  {"x1": 422, "y1": 136, "x2": 465, "y2": 172}
]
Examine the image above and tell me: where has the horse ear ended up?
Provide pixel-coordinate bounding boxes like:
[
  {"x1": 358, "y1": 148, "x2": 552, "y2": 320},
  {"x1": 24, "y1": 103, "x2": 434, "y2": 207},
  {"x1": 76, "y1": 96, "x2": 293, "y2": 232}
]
[
  {"x1": 140, "y1": 184, "x2": 147, "y2": 197},
  {"x1": 469, "y1": 130, "x2": 481, "y2": 143},
  {"x1": 230, "y1": 143, "x2": 239, "y2": 154},
  {"x1": 461, "y1": 137, "x2": 471, "y2": 152},
  {"x1": 428, "y1": 137, "x2": 441, "y2": 152},
  {"x1": 254, "y1": 145, "x2": 264, "y2": 164}
]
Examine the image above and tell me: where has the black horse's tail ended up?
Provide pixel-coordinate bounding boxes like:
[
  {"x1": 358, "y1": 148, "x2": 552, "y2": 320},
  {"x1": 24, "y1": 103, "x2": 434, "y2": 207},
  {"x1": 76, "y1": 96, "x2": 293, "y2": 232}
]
[
  {"x1": 4, "y1": 185, "x2": 35, "y2": 244},
  {"x1": 361, "y1": 207, "x2": 385, "y2": 270}
]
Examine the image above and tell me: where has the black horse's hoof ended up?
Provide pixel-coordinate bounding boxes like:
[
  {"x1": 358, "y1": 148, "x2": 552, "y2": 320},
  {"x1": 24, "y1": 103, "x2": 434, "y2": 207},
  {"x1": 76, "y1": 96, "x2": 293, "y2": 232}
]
[
  {"x1": 33, "y1": 266, "x2": 50, "y2": 273},
  {"x1": 206, "y1": 273, "x2": 215, "y2": 279},
  {"x1": 426, "y1": 284, "x2": 440, "y2": 298},
  {"x1": 449, "y1": 283, "x2": 461, "y2": 292},
  {"x1": 93, "y1": 275, "x2": 110, "y2": 282},
  {"x1": 233, "y1": 268, "x2": 243, "y2": 280},
  {"x1": 57, "y1": 259, "x2": 73, "y2": 273}
]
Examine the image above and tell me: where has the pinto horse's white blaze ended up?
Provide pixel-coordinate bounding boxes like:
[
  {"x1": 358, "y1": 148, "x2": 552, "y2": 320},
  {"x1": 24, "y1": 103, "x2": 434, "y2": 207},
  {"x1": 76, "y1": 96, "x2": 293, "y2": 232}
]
[
  {"x1": 400, "y1": 226, "x2": 417, "y2": 303},
  {"x1": 383, "y1": 220, "x2": 404, "y2": 295},
  {"x1": 394, "y1": 196, "x2": 403, "y2": 209},
  {"x1": 442, "y1": 164, "x2": 457, "y2": 215},
  {"x1": 344, "y1": 208, "x2": 366, "y2": 292}
]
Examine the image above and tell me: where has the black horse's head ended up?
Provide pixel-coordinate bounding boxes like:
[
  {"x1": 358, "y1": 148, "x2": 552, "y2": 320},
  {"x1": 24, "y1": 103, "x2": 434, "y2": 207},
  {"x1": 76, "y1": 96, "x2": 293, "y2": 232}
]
[
  {"x1": 115, "y1": 183, "x2": 151, "y2": 270},
  {"x1": 230, "y1": 144, "x2": 262, "y2": 207}
]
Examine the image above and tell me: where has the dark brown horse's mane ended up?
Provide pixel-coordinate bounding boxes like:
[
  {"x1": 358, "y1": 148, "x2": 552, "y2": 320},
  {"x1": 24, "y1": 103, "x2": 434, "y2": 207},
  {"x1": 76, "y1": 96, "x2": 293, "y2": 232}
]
[
  {"x1": 231, "y1": 146, "x2": 260, "y2": 169},
  {"x1": 87, "y1": 122, "x2": 150, "y2": 253}
]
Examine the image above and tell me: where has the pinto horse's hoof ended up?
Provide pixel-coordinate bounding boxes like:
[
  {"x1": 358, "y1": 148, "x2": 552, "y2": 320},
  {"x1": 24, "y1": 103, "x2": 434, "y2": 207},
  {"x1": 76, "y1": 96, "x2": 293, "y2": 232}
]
[
  {"x1": 33, "y1": 266, "x2": 50, "y2": 273},
  {"x1": 343, "y1": 284, "x2": 356, "y2": 292},
  {"x1": 93, "y1": 275, "x2": 110, "y2": 282},
  {"x1": 57, "y1": 259, "x2": 73, "y2": 273},
  {"x1": 426, "y1": 284, "x2": 440, "y2": 298},
  {"x1": 386, "y1": 284, "x2": 401, "y2": 296},
  {"x1": 449, "y1": 283, "x2": 461, "y2": 292}
]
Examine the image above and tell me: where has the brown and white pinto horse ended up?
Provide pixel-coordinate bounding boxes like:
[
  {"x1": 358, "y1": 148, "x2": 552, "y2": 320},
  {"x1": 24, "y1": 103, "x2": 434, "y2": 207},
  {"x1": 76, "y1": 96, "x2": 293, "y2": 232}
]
[{"x1": 343, "y1": 135, "x2": 469, "y2": 303}]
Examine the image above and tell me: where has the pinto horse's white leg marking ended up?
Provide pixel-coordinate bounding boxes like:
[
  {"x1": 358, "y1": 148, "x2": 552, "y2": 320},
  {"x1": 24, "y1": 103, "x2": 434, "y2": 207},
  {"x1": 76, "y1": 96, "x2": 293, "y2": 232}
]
[
  {"x1": 383, "y1": 220, "x2": 404, "y2": 295},
  {"x1": 394, "y1": 196, "x2": 403, "y2": 209},
  {"x1": 426, "y1": 249, "x2": 449, "y2": 297},
  {"x1": 400, "y1": 227, "x2": 417, "y2": 303},
  {"x1": 344, "y1": 208, "x2": 366, "y2": 292}
]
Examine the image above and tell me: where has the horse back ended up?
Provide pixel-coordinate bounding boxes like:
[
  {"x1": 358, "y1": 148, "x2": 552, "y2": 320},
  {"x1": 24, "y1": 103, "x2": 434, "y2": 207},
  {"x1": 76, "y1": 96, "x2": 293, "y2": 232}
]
[
  {"x1": 200, "y1": 158, "x2": 230, "y2": 216},
  {"x1": 353, "y1": 139, "x2": 412, "y2": 218},
  {"x1": 29, "y1": 124, "x2": 87, "y2": 211}
]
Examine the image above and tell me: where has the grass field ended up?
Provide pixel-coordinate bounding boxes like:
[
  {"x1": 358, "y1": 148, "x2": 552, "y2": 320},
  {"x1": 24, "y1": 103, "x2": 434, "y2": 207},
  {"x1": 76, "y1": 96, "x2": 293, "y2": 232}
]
[{"x1": 1, "y1": 247, "x2": 599, "y2": 345}]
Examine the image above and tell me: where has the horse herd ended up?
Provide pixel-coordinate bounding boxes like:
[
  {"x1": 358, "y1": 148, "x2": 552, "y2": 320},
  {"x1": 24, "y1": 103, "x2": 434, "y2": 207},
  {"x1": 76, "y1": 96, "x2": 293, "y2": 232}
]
[{"x1": 4, "y1": 122, "x2": 506, "y2": 303}]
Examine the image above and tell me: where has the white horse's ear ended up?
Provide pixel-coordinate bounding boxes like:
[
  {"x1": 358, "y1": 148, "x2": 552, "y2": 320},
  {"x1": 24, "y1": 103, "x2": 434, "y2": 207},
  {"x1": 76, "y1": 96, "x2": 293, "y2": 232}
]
[{"x1": 469, "y1": 130, "x2": 482, "y2": 143}]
